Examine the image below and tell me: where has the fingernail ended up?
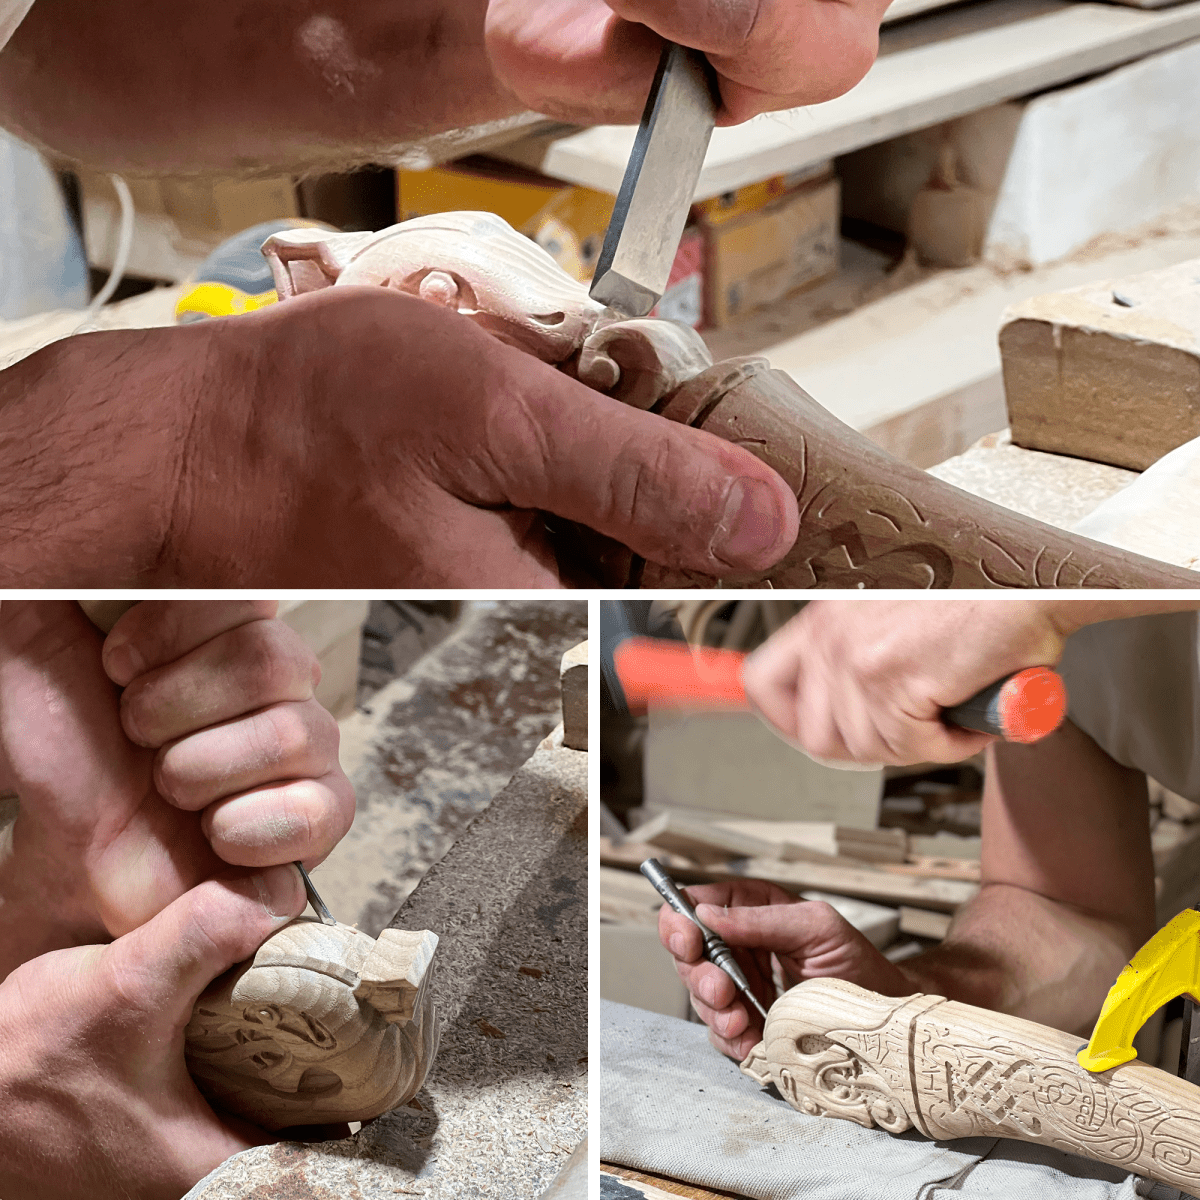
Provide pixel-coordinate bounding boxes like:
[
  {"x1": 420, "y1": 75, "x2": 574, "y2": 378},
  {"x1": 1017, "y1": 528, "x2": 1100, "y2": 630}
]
[
  {"x1": 250, "y1": 864, "x2": 304, "y2": 926},
  {"x1": 695, "y1": 903, "x2": 719, "y2": 923},
  {"x1": 104, "y1": 637, "x2": 145, "y2": 687},
  {"x1": 669, "y1": 934, "x2": 686, "y2": 957},
  {"x1": 711, "y1": 478, "x2": 784, "y2": 568}
]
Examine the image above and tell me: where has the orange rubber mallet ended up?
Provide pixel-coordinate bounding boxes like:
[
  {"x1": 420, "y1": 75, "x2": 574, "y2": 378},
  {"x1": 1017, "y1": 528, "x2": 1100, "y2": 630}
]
[{"x1": 611, "y1": 637, "x2": 1067, "y2": 744}]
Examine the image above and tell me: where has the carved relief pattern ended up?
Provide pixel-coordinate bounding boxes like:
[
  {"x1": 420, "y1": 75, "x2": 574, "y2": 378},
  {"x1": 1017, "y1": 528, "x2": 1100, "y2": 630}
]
[
  {"x1": 185, "y1": 918, "x2": 439, "y2": 1131},
  {"x1": 742, "y1": 978, "x2": 1200, "y2": 1191}
]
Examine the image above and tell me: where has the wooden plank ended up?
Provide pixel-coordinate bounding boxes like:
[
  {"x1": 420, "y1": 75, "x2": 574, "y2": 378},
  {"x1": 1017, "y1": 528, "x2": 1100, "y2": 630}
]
[
  {"x1": 507, "y1": 0, "x2": 1200, "y2": 200},
  {"x1": 713, "y1": 857, "x2": 978, "y2": 911},
  {"x1": 629, "y1": 811, "x2": 780, "y2": 864},
  {"x1": 898, "y1": 905, "x2": 954, "y2": 939},
  {"x1": 602, "y1": 1165, "x2": 754, "y2": 1199}
]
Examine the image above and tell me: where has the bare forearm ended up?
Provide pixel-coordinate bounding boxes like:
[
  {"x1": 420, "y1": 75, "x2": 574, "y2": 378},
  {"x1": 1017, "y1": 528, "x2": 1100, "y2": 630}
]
[
  {"x1": 0, "y1": 0, "x2": 521, "y2": 173},
  {"x1": 896, "y1": 882, "x2": 1142, "y2": 1034},
  {"x1": 1041, "y1": 598, "x2": 1200, "y2": 637}
]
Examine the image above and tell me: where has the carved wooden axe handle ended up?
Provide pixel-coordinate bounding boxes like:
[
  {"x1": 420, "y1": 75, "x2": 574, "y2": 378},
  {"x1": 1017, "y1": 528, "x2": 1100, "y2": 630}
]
[{"x1": 610, "y1": 635, "x2": 1066, "y2": 743}]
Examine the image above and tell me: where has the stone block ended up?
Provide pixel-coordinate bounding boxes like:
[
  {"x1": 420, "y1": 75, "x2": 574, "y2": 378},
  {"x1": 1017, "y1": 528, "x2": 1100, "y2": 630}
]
[{"x1": 1001, "y1": 258, "x2": 1200, "y2": 470}]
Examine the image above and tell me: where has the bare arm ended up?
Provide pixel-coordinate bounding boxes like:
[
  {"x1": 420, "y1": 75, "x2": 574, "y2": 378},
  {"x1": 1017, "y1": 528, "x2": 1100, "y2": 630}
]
[
  {"x1": 0, "y1": 0, "x2": 519, "y2": 173},
  {"x1": 898, "y1": 720, "x2": 1155, "y2": 1033}
]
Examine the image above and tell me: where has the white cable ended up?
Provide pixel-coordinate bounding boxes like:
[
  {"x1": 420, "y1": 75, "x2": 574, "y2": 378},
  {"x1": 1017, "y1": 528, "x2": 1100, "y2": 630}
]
[{"x1": 73, "y1": 172, "x2": 134, "y2": 334}]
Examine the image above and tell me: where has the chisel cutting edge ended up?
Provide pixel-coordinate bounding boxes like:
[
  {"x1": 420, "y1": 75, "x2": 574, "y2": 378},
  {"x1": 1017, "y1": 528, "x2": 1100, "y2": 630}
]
[{"x1": 589, "y1": 42, "x2": 718, "y2": 317}]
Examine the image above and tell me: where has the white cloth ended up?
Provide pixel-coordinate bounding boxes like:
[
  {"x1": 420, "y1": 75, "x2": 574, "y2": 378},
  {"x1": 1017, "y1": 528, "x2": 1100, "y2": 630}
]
[
  {"x1": 599, "y1": 1000, "x2": 1157, "y2": 1199},
  {"x1": 1058, "y1": 612, "x2": 1200, "y2": 802},
  {"x1": 0, "y1": 0, "x2": 33, "y2": 52}
]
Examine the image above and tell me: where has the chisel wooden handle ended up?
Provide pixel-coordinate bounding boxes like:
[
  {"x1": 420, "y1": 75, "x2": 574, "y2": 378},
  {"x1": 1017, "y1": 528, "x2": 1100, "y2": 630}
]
[{"x1": 610, "y1": 636, "x2": 1067, "y2": 744}]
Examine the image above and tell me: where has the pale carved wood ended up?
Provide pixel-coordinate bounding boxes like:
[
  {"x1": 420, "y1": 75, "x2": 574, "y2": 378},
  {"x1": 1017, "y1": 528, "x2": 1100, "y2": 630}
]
[
  {"x1": 741, "y1": 977, "x2": 1200, "y2": 1192},
  {"x1": 259, "y1": 212, "x2": 1198, "y2": 588},
  {"x1": 184, "y1": 917, "x2": 439, "y2": 1131}
]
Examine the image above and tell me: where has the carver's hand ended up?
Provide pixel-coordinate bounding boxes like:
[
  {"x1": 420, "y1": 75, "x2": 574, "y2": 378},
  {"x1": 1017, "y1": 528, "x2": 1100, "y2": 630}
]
[
  {"x1": 741, "y1": 598, "x2": 1074, "y2": 765},
  {"x1": 0, "y1": 871, "x2": 305, "y2": 1200},
  {"x1": 2, "y1": 288, "x2": 797, "y2": 586},
  {"x1": 659, "y1": 879, "x2": 911, "y2": 1059},
  {"x1": 0, "y1": 600, "x2": 354, "y2": 970},
  {"x1": 485, "y1": 0, "x2": 890, "y2": 125}
]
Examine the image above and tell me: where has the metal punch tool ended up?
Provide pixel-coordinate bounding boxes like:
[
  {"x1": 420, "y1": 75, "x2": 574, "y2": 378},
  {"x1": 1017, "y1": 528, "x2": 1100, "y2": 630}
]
[{"x1": 640, "y1": 857, "x2": 769, "y2": 1022}]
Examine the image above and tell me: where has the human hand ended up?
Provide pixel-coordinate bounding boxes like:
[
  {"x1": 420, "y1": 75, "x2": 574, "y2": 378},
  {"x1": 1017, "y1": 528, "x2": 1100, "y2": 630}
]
[
  {"x1": 659, "y1": 879, "x2": 911, "y2": 1059},
  {"x1": 0, "y1": 600, "x2": 353, "y2": 969},
  {"x1": 0, "y1": 870, "x2": 305, "y2": 1200},
  {"x1": 1, "y1": 288, "x2": 798, "y2": 586},
  {"x1": 741, "y1": 597, "x2": 1074, "y2": 766},
  {"x1": 485, "y1": 0, "x2": 890, "y2": 125}
]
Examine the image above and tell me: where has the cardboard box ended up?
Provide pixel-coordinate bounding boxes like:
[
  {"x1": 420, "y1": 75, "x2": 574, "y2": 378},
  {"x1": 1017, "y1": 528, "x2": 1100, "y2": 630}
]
[
  {"x1": 78, "y1": 169, "x2": 301, "y2": 280},
  {"x1": 399, "y1": 155, "x2": 614, "y2": 283},
  {"x1": 701, "y1": 174, "x2": 840, "y2": 327}
]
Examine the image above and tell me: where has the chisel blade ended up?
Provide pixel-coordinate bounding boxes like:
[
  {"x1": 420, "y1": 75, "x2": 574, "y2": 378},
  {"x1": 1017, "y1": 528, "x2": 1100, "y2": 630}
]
[{"x1": 589, "y1": 42, "x2": 717, "y2": 317}]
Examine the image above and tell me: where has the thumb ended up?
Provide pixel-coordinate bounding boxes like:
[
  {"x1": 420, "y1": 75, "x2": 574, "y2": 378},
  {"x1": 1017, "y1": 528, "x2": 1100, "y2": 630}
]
[
  {"x1": 695, "y1": 900, "x2": 808, "y2": 952},
  {"x1": 489, "y1": 367, "x2": 800, "y2": 574},
  {"x1": 107, "y1": 866, "x2": 306, "y2": 1023}
]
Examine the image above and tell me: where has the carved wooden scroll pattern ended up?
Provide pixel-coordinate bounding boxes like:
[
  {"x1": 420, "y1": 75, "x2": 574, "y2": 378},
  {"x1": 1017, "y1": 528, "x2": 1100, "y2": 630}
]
[
  {"x1": 640, "y1": 359, "x2": 1199, "y2": 589},
  {"x1": 184, "y1": 918, "x2": 439, "y2": 1131},
  {"x1": 742, "y1": 978, "x2": 1200, "y2": 1191},
  {"x1": 262, "y1": 213, "x2": 1197, "y2": 590}
]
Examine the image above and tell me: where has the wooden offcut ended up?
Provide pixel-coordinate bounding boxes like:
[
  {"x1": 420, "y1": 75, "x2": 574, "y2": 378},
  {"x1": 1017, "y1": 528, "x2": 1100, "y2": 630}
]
[{"x1": 1001, "y1": 259, "x2": 1200, "y2": 470}]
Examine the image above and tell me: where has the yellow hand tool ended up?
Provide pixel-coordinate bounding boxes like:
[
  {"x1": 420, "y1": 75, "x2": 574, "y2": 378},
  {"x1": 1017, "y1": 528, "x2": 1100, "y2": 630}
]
[{"x1": 1078, "y1": 907, "x2": 1200, "y2": 1073}]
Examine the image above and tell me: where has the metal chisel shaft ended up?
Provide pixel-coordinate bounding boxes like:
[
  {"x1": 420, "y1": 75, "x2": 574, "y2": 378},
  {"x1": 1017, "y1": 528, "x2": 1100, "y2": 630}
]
[
  {"x1": 589, "y1": 42, "x2": 718, "y2": 317},
  {"x1": 640, "y1": 857, "x2": 770, "y2": 1022}
]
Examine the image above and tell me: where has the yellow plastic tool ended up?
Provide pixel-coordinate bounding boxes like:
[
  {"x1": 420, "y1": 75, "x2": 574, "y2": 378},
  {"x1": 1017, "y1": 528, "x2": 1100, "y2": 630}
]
[{"x1": 1078, "y1": 907, "x2": 1200, "y2": 1072}]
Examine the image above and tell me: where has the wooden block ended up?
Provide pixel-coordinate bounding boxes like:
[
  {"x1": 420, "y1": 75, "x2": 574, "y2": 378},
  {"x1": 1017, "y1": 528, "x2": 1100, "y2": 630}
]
[
  {"x1": 600, "y1": 924, "x2": 690, "y2": 1019},
  {"x1": 714, "y1": 857, "x2": 977, "y2": 912},
  {"x1": 1002, "y1": 258, "x2": 1200, "y2": 470},
  {"x1": 629, "y1": 810, "x2": 780, "y2": 865},
  {"x1": 714, "y1": 817, "x2": 908, "y2": 863},
  {"x1": 645, "y1": 710, "x2": 882, "y2": 828},
  {"x1": 560, "y1": 640, "x2": 587, "y2": 751},
  {"x1": 600, "y1": 866, "x2": 665, "y2": 925},
  {"x1": 898, "y1": 906, "x2": 954, "y2": 940}
]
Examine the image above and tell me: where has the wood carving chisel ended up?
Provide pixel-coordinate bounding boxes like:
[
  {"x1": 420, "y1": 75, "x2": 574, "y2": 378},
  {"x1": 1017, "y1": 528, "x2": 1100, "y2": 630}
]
[
  {"x1": 640, "y1": 856, "x2": 771, "y2": 1022},
  {"x1": 604, "y1": 635, "x2": 1069, "y2": 744},
  {"x1": 589, "y1": 41, "x2": 718, "y2": 317},
  {"x1": 78, "y1": 599, "x2": 338, "y2": 925}
]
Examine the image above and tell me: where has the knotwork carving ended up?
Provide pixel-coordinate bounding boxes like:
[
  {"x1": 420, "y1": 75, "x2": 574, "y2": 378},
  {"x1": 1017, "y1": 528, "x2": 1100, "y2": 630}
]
[{"x1": 742, "y1": 978, "x2": 1200, "y2": 1190}]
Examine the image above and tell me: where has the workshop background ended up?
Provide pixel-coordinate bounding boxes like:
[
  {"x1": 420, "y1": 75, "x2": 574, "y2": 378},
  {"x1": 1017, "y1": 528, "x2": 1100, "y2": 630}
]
[
  {"x1": 8, "y1": 0, "x2": 1200, "y2": 531},
  {"x1": 600, "y1": 599, "x2": 1200, "y2": 1077}
]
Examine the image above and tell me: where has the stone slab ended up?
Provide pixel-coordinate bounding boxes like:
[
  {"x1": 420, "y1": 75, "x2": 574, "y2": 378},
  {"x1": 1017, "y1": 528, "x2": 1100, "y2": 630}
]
[
  {"x1": 322, "y1": 600, "x2": 587, "y2": 936},
  {"x1": 927, "y1": 429, "x2": 1136, "y2": 529}
]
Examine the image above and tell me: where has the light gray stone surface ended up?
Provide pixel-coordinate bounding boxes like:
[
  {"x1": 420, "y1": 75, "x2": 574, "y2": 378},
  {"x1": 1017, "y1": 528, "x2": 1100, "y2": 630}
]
[
  {"x1": 928, "y1": 428, "x2": 1136, "y2": 529},
  {"x1": 317, "y1": 600, "x2": 588, "y2": 936}
]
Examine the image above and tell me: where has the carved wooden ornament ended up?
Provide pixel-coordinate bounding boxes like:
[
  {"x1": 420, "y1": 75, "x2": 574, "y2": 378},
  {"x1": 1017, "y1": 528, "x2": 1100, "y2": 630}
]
[
  {"x1": 261, "y1": 212, "x2": 1198, "y2": 589},
  {"x1": 741, "y1": 978, "x2": 1200, "y2": 1192},
  {"x1": 184, "y1": 917, "x2": 439, "y2": 1131}
]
